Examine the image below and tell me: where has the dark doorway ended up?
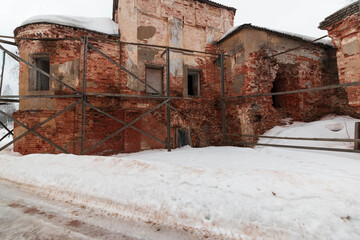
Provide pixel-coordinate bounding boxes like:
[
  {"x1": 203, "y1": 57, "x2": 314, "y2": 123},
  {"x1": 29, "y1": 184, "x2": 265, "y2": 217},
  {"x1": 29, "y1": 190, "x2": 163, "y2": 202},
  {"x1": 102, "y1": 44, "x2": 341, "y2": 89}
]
[
  {"x1": 187, "y1": 71, "x2": 200, "y2": 96},
  {"x1": 177, "y1": 128, "x2": 190, "y2": 148}
]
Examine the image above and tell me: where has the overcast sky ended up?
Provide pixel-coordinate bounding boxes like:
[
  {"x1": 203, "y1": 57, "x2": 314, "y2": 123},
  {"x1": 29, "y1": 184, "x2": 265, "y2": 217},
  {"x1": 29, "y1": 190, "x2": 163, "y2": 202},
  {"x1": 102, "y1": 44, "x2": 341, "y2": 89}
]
[{"x1": 0, "y1": 0, "x2": 355, "y2": 40}]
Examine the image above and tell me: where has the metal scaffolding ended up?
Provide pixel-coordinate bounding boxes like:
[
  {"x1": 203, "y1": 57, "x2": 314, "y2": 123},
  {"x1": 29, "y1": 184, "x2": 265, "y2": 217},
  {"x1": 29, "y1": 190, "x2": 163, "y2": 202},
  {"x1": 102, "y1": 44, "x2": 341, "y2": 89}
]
[
  {"x1": 0, "y1": 33, "x2": 359, "y2": 155},
  {"x1": 0, "y1": 34, "x2": 219, "y2": 155}
]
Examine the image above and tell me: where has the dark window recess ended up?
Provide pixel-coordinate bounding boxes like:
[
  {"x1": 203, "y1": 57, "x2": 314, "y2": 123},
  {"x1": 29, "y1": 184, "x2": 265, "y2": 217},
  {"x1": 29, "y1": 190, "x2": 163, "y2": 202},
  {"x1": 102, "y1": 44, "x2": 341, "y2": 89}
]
[
  {"x1": 177, "y1": 129, "x2": 190, "y2": 148},
  {"x1": 146, "y1": 67, "x2": 162, "y2": 95},
  {"x1": 29, "y1": 55, "x2": 50, "y2": 91},
  {"x1": 187, "y1": 71, "x2": 200, "y2": 96}
]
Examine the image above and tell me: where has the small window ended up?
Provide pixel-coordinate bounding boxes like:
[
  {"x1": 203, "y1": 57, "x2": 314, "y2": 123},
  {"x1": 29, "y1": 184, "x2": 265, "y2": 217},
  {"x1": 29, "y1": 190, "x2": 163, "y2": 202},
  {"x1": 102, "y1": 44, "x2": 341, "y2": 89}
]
[
  {"x1": 145, "y1": 66, "x2": 163, "y2": 95},
  {"x1": 177, "y1": 128, "x2": 191, "y2": 148},
  {"x1": 29, "y1": 54, "x2": 50, "y2": 91},
  {"x1": 187, "y1": 70, "x2": 200, "y2": 97}
]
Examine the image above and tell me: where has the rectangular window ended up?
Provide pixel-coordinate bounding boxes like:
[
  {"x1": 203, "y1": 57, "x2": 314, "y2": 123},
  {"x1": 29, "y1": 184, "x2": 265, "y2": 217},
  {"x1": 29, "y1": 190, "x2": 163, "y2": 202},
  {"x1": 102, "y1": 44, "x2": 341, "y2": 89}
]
[
  {"x1": 145, "y1": 66, "x2": 163, "y2": 95},
  {"x1": 187, "y1": 69, "x2": 200, "y2": 97},
  {"x1": 29, "y1": 54, "x2": 50, "y2": 91}
]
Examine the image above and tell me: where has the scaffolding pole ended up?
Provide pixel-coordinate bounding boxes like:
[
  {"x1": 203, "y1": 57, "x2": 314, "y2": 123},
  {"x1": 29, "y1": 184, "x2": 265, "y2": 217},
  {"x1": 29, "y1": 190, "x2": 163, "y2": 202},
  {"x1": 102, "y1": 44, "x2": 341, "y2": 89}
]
[
  {"x1": 166, "y1": 47, "x2": 172, "y2": 151},
  {"x1": 81, "y1": 36, "x2": 88, "y2": 154},
  {"x1": 0, "y1": 51, "x2": 5, "y2": 95},
  {"x1": 220, "y1": 53, "x2": 226, "y2": 145}
]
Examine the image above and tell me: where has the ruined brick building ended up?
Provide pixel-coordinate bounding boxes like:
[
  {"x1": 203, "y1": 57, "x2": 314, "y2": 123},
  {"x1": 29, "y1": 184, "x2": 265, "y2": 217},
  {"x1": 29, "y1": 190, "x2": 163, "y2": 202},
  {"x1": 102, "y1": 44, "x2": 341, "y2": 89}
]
[
  {"x1": 320, "y1": 1, "x2": 360, "y2": 108},
  {"x1": 11, "y1": 0, "x2": 360, "y2": 155}
]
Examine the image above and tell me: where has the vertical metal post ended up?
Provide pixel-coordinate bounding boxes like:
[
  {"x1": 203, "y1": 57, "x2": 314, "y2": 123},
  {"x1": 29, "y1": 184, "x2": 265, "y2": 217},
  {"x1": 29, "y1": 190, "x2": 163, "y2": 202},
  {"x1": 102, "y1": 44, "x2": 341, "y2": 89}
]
[
  {"x1": 355, "y1": 122, "x2": 360, "y2": 151},
  {"x1": 0, "y1": 51, "x2": 5, "y2": 95},
  {"x1": 166, "y1": 47, "x2": 171, "y2": 151},
  {"x1": 81, "y1": 36, "x2": 88, "y2": 154},
  {"x1": 220, "y1": 53, "x2": 226, "y2": 145}
]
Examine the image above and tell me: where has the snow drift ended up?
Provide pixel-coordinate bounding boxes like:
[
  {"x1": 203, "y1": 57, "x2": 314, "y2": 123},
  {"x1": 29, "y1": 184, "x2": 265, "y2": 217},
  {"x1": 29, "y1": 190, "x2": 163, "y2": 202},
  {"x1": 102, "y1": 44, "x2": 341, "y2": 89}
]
[{"x1": 0, "y1": 116, "x2": 359, "y2": 239}]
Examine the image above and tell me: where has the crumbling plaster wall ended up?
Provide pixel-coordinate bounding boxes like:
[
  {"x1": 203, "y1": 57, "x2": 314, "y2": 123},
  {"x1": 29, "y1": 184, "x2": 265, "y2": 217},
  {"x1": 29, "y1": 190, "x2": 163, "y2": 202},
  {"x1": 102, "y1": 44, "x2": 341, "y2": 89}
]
[
  {"x1": 113, "y1": 0, "x2": 234, "y2": 149},
  {"x1": 116, "y1": 0, "x2": 234, "y2": 93},
  {"x1": 324, "y1": 13, "x2": 360, "y2": 108},
  {"x1": 219, "y1": 28, "x2": 350, "y2": 141}
]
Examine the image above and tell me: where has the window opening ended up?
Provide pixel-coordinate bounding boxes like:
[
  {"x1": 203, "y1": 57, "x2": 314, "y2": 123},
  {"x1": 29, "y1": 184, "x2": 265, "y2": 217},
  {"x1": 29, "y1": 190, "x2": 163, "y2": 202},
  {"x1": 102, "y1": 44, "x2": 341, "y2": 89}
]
[
  {"x1": 145, "y1": 66, "x2": 163, "y2": 95},
  {"x1": 29, "y1": 55, "x2": 50, "y2": 91},
  {"x1": 187, "y1": 71, "x2": 200, "y2": 96}
]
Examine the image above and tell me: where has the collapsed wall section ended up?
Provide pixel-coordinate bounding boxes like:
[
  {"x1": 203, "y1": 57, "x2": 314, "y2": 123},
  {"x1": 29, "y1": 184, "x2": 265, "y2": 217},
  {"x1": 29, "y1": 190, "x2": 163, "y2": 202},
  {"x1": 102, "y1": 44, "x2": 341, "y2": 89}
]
[{"x1": 218, "y1": 27, "x2": 354, "y2": 142}]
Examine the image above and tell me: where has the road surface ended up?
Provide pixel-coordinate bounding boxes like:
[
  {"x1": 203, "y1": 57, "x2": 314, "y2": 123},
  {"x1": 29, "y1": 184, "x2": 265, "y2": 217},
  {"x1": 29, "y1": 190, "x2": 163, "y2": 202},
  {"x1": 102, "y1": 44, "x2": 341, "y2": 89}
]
[{"x1": 0, "y1": 180, "x2": 199, "y2": 240}]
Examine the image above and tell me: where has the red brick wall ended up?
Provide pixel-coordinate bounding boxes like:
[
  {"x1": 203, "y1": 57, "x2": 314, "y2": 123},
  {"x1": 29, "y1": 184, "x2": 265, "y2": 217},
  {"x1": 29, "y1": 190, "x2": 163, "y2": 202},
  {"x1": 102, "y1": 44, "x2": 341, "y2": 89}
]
[
  {"x1": 13, "y1": 24, "x2": 224, "y2": 155},
  {"x1": 220, "y1": 29, "x2": 356, "y2": 143},
  {"x1": 325, "y1": 13, "x2": 360, "y2": 108}
]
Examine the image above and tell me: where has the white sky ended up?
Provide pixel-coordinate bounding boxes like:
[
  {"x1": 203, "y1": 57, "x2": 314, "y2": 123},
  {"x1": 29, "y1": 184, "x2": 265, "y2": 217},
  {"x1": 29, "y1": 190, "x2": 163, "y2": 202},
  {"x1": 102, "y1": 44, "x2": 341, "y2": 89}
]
[{"x1": 0, "y1": 0, "x2": 354, "y2": 39}]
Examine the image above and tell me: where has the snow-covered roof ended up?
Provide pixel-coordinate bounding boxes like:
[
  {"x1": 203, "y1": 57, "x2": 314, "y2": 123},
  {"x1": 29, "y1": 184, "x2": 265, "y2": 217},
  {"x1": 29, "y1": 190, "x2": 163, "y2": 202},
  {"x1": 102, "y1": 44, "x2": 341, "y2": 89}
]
[
  {"x1": 19, "y1": 15, "x2": 119, "y2": 36},
  {"x1": 219, "y1": 24, "x2": 333, "y2": 47}
]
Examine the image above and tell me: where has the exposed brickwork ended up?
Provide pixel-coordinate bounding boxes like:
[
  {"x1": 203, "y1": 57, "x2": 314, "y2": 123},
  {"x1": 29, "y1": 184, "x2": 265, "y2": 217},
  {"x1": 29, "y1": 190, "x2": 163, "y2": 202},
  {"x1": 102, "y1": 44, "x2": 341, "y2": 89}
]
[
  {"x1": 12, "y1": 0, "x2": 360, "y2": 155},
  {"x1": 13, "y1": 15, "x2": 224, "y2": 155},
  {"x1": 219, "y1": 27, "x2": 357, "y2": 143},
  {"x1": 321, "y1": 12, "x2": 360, "y2": 108}
]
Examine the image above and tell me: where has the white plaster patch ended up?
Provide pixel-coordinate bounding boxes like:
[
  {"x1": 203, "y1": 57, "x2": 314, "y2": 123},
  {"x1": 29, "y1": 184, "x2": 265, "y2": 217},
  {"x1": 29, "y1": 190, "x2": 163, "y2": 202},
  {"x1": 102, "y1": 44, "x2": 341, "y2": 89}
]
[{"x1": 170, "y1": 56, "x2": 183, "y2": 77}]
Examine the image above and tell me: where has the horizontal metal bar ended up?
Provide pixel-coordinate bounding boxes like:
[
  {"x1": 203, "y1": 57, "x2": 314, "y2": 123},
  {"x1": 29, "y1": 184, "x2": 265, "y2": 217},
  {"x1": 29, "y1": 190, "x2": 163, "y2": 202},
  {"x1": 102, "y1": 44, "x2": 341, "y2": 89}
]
[
  {"x1": 226, "y1": 141, "x2": 360, "y2": 154},
  {"x1": 87, "y1": 37, "x2": 219, "y2": 56},
  {"x1": 0, "y1": 35, "x2": 81, "y2": 42},
  {"x1": 0, "y1": 95, "x2": 81, "y2": 99},
  {"x1": 86, "y1": 92, "x2": 182, "y2": 99},
  {"x1": 0, "y1": 44, "x2": 82, "y2": 95},
  {"x1": 226, "y1": 80, "x2": 360, "y2": 100},
  {"x1": 0, "y1": 99, "x2": 19, "y2": 103},
  {"x1": 0, "y1": 34, "x2": 219, "y2": 56},
  {"x1": 268, "y1": 35, "x2": 328, "y2": 58},
  {"x1": 226, "y1": 133, "x2": 360, "y2": 143},
  {"x1": 0, "y1": 39, "x2": 17, "y2": 46},
  {"x1": 86, "y1": 93, "x2": 177, "y2": 112}
]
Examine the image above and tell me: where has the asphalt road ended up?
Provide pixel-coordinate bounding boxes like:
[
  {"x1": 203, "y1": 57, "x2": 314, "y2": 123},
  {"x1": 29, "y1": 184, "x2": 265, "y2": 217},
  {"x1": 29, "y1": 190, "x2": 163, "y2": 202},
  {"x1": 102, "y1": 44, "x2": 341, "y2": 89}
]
[{"x1": 0, "y1": 180, "x2": 197, "y2": 240}]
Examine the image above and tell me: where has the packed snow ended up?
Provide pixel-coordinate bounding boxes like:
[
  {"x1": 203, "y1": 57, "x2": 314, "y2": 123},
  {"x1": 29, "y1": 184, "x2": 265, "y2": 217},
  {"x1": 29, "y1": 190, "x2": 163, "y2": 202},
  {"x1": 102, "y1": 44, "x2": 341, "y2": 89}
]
[
  {"x1": 20, "y1": 15, "x2": 119, "y2": 36},
  {"x1": 259, "y1": 115, "x2": 357, "y2": 149},
  {"x1": 221, "y1": 24, "x2": 333, "y2": 46},
  {"x1": 0, "y1": 116, "x2": 360, "y2": 239}
]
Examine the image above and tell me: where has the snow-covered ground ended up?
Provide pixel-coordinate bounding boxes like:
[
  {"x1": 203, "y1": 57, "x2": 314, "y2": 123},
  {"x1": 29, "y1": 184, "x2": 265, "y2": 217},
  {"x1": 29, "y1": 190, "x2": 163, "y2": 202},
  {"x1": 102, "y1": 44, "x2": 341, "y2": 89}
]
[{"x1": 0, "y1": 116, "x2": 360, "y2": 239}]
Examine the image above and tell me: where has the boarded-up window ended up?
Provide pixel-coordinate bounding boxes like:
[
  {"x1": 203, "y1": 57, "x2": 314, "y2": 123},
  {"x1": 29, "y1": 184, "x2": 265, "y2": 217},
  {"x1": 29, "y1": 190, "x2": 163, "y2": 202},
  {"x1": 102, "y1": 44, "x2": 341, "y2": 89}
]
[
  {"x1": 29, "y1": 54, "x2": 50, "y2": 91},
  {"x1": 145, "y1": 66, "x2": 162, "y2": 95},
  {"x1": 187, "y1": 69, "x2": 200, "y2": 97}
]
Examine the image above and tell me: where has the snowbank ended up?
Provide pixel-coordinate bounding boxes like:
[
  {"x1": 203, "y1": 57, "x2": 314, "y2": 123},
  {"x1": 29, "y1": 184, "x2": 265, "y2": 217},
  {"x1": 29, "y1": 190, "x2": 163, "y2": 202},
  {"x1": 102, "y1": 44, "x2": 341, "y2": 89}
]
[
  {"x1": 20, "y1": 15, "x2": 119, "y2": 36},
  {"x1": 259, "y1": 115, "x2": 357, "y2": 149},
  {"x1": 0, "y1": 116, "x2": 360, "y2": 239}
]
